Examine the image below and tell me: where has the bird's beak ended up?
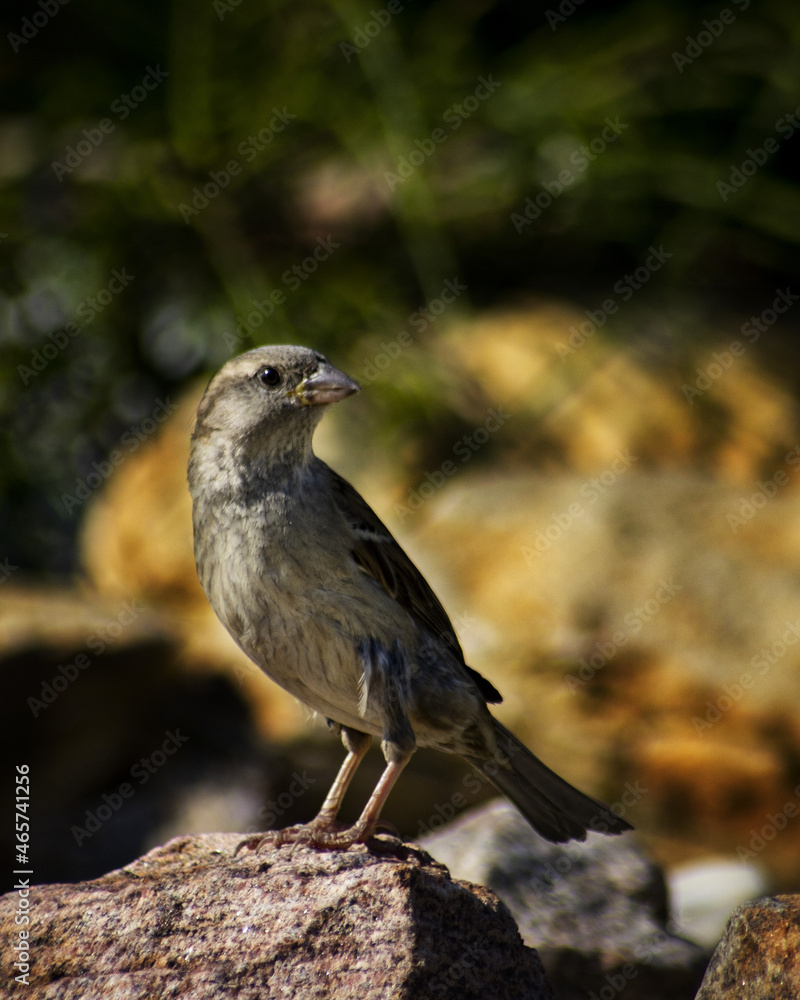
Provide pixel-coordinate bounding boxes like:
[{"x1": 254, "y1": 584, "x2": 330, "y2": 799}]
[{"x1": 296, "y1": 363, "x2": 360, "y2": 406}]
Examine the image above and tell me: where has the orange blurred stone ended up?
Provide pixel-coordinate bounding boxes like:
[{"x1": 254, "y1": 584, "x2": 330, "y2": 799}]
[
  {"x1": 439, "y1": 303, "x2": 798, "y2": 482},
  {"x1": 80, "y1": 385, "x2": 202, "y2": 606}
]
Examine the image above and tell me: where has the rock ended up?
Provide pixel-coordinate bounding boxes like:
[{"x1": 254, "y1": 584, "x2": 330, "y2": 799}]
[
  {"x1": 78, "y1": 386, "x2": 202, "y2": 608},
  {"x1": 422, "y1": 800, "x2": 708, "y2": 1000},
  {"x1": 438, "y1": 304, "x2": 799, "y2": 482},
  {"x1": 410, "y1": 469, "x2": 800, "y2": 889},
  {"x1": 0, "y1": 582, "x2": 172, "y2": 661},
  {"x1": 667, "y1": 858, "x2": 769, "y2": 950},
  {"x1": 0, "y1": 833, "x2": 555, "y2": 1000},
  {"x1": 695, "y1": 895, "x2": 800, "y2": 999}
]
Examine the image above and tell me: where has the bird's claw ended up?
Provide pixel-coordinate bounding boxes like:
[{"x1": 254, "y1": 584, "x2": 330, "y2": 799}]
[
  {"x1": 233, "y1": 816, "x2": 403, "y2": 854},
  {"x1": 233, "y1": 819, "x2": 355, "y2": 854}
]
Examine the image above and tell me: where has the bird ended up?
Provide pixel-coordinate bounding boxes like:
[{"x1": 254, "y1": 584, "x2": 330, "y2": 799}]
[{"x1": 187, "y1": 345, "x2": 632, "y2": 848}]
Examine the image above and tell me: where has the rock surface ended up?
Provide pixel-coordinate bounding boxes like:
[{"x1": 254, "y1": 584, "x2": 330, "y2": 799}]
[
  {"x1": 422, "y1": 800, "x2": 708, "y2": 1000},
  {"x1": 0, "y1": 832, "x2": 555, "y2": 1000},
  {"x1": 695, "y1": 894, "x2": 800, "y2": 999}
]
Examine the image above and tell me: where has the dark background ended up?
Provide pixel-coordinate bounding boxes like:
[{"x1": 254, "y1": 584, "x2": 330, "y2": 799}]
[{"x1": 2, "y1": 0, "x2": 800, "y2": 574}]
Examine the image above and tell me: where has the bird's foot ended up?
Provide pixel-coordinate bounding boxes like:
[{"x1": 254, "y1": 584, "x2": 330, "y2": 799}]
[
  {"x1": 234, "y1": 817, "x2": 400, "y2": 854},
  {"x1": 233, "y1": 816, "x2": 356, "y2": 854}
]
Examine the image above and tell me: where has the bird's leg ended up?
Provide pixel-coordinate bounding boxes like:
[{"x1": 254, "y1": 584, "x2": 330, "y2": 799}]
[
  {"x1": 308, "y1": 728, "x2": 371, "y2": 829},
  {"x1": 296, "y1": 731, "x2": 415, "y2": 849},
  {"x1": 236, "y1": 745, "x2": 413, "y2": 853},
  {"x1": 318, "y1": 657, "x2": 417, "y2": 847},
  {"x1": 237, "y1": 639, "x2": 418, "y2": 853},
  {"x1": 235, "y1": 727, "x2": 371, "y2": 854},
  {"x1": 333, "y1": 753, "x2": 412, "y2": 844}
]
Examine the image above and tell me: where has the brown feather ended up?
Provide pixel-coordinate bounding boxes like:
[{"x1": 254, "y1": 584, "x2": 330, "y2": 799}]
[{"x1": 328, "y1": 468, "x2": 502, "y2": 704}]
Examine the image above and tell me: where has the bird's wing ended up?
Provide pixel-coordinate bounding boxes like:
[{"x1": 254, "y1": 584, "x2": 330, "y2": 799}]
[{"x1": 327, "y1": 467, "x2": 502, "y2": 704}]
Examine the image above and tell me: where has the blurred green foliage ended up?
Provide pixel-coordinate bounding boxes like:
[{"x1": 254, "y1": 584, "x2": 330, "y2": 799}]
[{"x1": 1, "y1": 0, "x2": 799, "y2": 571}]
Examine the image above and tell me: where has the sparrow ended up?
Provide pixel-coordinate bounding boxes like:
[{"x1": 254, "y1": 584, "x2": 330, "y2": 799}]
[{"x1": 188, "y1": 345, "x2": 632, "y2": 847}]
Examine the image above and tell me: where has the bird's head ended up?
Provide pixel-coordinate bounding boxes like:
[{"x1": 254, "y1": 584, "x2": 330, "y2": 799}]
[{"x1": 190, "y1": 345, "x2": 360, "y2": 469}]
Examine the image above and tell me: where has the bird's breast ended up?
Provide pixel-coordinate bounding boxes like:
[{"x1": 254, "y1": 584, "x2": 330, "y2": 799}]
[{"x1": 194, "y1": 494, "x2": 380, "y2": 725}]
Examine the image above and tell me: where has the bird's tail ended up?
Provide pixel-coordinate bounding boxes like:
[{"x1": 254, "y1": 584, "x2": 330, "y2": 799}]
[{"x1": 464, "y1": 719, "x2": 633, "y2": 843}]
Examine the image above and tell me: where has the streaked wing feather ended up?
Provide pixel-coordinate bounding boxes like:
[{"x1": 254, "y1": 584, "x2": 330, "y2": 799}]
[{"x1": 328, "y1": 468, "x2": 502, "y2": 704}]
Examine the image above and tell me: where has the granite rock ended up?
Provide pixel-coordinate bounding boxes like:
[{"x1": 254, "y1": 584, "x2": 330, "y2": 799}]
[
  {"x1": 0, "y1": 832, "x2": 555, "y2": 1000},
  {"x1": 695, "y1": 894, "x2": 800, "y2": 1000}
]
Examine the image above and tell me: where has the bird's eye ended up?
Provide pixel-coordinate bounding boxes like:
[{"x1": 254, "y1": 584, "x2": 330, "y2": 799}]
[{"x1": 256, "y1": 366, "x2": 281, "y2": 388}]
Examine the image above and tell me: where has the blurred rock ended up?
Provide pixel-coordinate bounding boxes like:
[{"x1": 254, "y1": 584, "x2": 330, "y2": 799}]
[
  {"x1": 407, "y1": 470, "x2": 800, "y2": 886},
  {"x1": 439, "y1": 304, "x2": 800, "y2": 483},
  {"x1": 0, "y1": 834, "x2": 555, "y2": 1000},
  {"x1": 0, "y1": 582, "x2": 290, "y2": 891},
  {"x1": 668, "y1": 859, "x2": 769, "y2": 950},
  {"x1": 79, "y1": 386, "x2": 200, "y2": 606},
  {"x1": 421, "y1": 800, "x2": 707, "y2": 1000},
  {"x1": 695, "y1": 895, "x2": 800, "y2": 999},
  {"x1": 0, "y1": 581, "x2": 171, "y2": 658}
]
